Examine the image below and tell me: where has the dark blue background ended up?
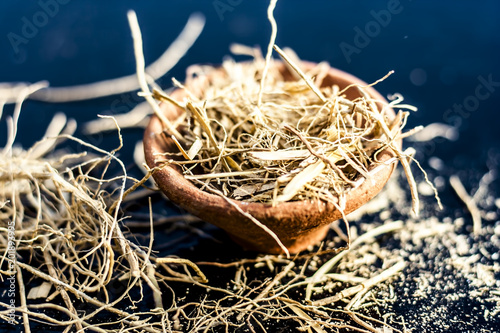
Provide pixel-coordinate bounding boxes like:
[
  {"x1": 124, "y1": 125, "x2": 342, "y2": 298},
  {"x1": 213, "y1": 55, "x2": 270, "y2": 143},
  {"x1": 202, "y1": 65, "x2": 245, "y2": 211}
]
[
  {"x1": 1, "y1": 0, "x2": 499, "y2": 169},
  {"x1": 1, "y1": 2, "x2": 500, "y2": 332}
]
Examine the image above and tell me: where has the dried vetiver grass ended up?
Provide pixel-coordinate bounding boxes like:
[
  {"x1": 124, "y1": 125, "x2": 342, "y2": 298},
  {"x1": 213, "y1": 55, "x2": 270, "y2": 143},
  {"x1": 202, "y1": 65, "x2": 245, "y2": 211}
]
[
  {"x1": 153, "y1": 42, "x2": 423, "y2": 217},
  {"x1": 0, "y1": 87, "x2": 209, "y2": 332},
  {"x1": 0, "y1": 13, "x2": 209, "y2": 332},
  {"x1": 1, "y1": 4, "x2": 496, "y2": 332}
]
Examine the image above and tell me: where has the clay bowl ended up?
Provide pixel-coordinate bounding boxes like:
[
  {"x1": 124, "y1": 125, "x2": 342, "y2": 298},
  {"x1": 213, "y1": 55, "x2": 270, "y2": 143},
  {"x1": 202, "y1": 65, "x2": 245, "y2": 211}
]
[{"x1": 144, "y1": 62, "x2": 400, "y2": 254}]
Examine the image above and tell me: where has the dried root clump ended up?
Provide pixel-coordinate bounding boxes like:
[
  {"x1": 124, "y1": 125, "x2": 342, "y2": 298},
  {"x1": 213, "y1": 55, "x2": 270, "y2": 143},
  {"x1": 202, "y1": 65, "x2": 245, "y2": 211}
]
[
  {"x1": 0, "y1": 84, "x2": 207, "y2": 332},
  {"x1": 154, "y1": 46, "x2": 421, "y2": 212}
]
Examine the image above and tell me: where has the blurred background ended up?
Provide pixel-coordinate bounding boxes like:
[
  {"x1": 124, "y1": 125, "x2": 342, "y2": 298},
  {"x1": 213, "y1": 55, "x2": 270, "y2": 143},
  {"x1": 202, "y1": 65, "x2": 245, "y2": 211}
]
[{"x1": 1, "y1": 0, "x2": 499, "y2": 170}]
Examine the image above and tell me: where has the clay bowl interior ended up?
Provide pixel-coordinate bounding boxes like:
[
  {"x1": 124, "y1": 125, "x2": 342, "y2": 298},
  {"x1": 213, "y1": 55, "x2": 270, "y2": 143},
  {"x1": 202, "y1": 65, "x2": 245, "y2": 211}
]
[{"x1": 143, "y1": 62, "x2": 400, "y2": 254}]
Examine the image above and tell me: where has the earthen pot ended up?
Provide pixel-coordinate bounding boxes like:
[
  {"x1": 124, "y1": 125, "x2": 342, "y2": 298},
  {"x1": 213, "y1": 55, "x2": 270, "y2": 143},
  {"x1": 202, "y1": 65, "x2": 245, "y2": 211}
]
[{"x1": 143, "y1": 62, "x2": 400, "y2": 254}]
